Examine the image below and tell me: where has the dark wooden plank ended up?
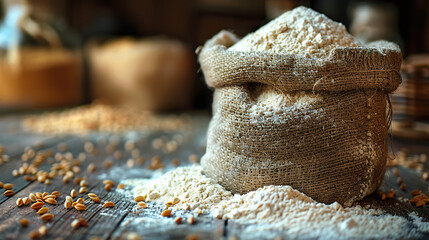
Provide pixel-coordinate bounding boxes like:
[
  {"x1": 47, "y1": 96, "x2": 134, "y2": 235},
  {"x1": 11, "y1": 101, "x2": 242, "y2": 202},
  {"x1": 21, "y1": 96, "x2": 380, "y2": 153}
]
[
  {"x1": 110, "y1": 205, "x2": 224, "y2": 240},
  {"x1": 0, "y1": 137, "x2": 82, "y2": 205},
  {"x1": 0, "y1": 113, "x2": 215, "y2": 240},
  {"x1": 1, "y1": 112, "x2": 429, "y2": 240}
]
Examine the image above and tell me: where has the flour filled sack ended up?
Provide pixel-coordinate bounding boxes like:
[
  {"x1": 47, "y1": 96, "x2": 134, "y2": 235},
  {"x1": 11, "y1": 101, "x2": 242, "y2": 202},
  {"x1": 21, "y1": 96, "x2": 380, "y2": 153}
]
[{"x1": 198, "y1": 7, "x2": 402, "y2": 206}]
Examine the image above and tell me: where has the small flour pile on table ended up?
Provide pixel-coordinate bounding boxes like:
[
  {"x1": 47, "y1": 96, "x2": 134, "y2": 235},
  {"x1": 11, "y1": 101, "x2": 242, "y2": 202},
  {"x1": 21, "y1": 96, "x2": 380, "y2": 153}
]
[
  {"x1": 128, "y1": 166, "x2": 427, "y2": 239},
  {"x1": 23, "y1": 103, "x2": 190, "y2": 134},
  {"x1": 229, "y1": 6, "x2": 362, "y2": 58}
]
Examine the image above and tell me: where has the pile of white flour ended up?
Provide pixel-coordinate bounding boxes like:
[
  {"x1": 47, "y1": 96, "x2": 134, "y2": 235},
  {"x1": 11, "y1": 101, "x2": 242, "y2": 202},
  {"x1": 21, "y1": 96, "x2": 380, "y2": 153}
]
[
  {"x1": 229, "y1": 6, "x2": 361, "y2": 58},
  {"x1": 132, "y1": 165, "x2": 232, "y2": 213},
  {"x1": 213, "y1": 185, "x2": 405, "y2": 239},
  {"x1": 126, "y1": 166, "x2": 428, "y2": 239}
]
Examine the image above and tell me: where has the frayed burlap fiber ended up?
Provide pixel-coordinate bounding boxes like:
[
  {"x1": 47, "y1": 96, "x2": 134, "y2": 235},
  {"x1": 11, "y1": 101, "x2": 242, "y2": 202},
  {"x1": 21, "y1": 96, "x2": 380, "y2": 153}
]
[{"x1": 199, "y1": 31, "x2": 402, "y2": 206}]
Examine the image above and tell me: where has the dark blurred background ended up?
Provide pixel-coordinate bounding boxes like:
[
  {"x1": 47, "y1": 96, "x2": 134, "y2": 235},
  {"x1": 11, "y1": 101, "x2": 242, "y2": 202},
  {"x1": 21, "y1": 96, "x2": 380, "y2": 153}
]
[
  {"x1": 63, "y1": 0, "x2": 427, "y2": 56},
  {"x1": 0, "y1": 0, "x2": 428, "y2": 112}
]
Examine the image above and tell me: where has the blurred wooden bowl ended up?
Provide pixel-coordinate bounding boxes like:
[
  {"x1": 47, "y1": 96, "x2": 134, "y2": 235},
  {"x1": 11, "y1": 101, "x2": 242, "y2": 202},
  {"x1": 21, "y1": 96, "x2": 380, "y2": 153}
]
[
  {"x1": 88, "y1": 37, "x2": 195, "y2": 111},
  {"x1": 0, "y1": 48, "x2": 82, "y2": 109}
]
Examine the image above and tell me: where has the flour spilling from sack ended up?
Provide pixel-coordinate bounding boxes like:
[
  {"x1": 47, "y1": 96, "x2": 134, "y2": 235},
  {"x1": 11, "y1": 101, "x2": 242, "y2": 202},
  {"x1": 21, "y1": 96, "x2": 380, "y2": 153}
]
[
  {"x1": 229, "y1": 6, "x2": 362, "y2": 58},
  {"x1": 129, "y1": 165, "x2": 233, "y2": 214},
  {"x1": 125, "y1": 166, "x2": 428, "y2": 239}
]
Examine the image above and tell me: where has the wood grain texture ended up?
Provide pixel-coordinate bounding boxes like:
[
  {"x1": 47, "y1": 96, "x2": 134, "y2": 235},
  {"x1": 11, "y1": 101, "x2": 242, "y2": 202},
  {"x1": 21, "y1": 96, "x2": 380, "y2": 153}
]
[{"x1": 0, "y1": 112, "x2": 428, "y2": 240}]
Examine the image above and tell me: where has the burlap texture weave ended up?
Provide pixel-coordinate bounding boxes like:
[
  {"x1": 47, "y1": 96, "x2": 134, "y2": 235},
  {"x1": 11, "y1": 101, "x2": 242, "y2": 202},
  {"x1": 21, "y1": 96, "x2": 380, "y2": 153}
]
[{"x1": 199, "y1": 31, "x2": 402, "y2": 206}]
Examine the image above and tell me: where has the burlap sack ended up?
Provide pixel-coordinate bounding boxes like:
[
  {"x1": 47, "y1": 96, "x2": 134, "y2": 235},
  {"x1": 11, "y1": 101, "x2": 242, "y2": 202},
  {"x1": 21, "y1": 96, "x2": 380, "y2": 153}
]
[{"x1": 199, "y1": 31, "x2": 402, "y2": 206}]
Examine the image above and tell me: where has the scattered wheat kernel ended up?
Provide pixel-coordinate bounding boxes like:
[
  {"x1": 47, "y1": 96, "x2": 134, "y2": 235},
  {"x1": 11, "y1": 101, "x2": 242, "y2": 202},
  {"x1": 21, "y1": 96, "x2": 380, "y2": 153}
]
[
  {"x1": 16, "y1": 198, "x2": 24, "y2": 207},
  {"x1": 71, "y1": 189, "x2": 77, "y2": 197},
  {"x1": 124, "y1": 141, "x2": 135, "y2": 151},
  {"x1": 103, "y1": 201, "x2": 115, "y2": 208},
  {"x1": 71, "y1": 219, "x2": 81, "y2": 229},
  {"x1": 44, "y1": 179, "x2": 51, "y2": 185},
  {"x1": 84, "y1": 142, "x2": 94, "y2": 153},
  {"x1": 171, "y1": 158, "x2": 180, "y2": 166},
  {"x1": 174, "y1": 217, "x2": 182, "y2": 224},
  {"x1": 187, "y1": 216, "x2": 195, "y2": 225},
  {"x1": 134, "y1": 196, "x2": 145, "y2": 202},
  {"x1": 0, "y1": 181, "x2": 3, "y2": 188},
  {"x1": 72, "y1": 166, "x2": 81, "y2": 173},
  {"x1": 51, "y1": 191, "x2": 61, "y2": 198},
  {"x1": 79, "y1": 187, "x2": 88, "y2": 194},
  {"x1": 87, "y1": 163, "x2": 96, "y2": 173},
  {"x1": 58, "y1": 143, "x2": 67, "y2": 152},
  {"x1": 72, "y1": 202, "x2": 78, "y2": 208},
  {"x1": 29, "y1": 193, "x2": 37, "y2": 202},
  {"x1": 104, "y1": 184, "x2": 112, "y2": 191},
  {"x1": 3, "y1": 183, "x2": 13, "y2": 190},
  {"x1": 136, "y1": 157, "x2": 144, "y2": 165},
  {"x1": 400, "y1": 183, "x2": 407, "y2": 191},
  {"x1": 91, "y1": 197, "x2": 101, "y2": 203},
  {"x1": 411, "y1": 190, "x2": 422, "y2": 196},
  {"x1": 23, "y1": 197, "x2": 30, "y2": 205},
  {"x1": 24, "y1": 175, "x2": 35, "y2": 181},
  {"x1": 172, "y1": 198, "x2": 180, "y2": 205},
  {"x1": 64, "y1": 201, "x2": 71, "y2": 209},
  {"x1": 37, "y1": 175, "x2": 46, "y2": 183},
  {"x1": 103, "y1": 180, "x2": 115, "y2": 186},
  {"x1": 166, "y1": 202, "x2": 172, "y2": 208},
  {"x1": 186, "y1": 234, "x2": 200, "y2": 240},
  {"x1": 45, "y1": 198, "x2": 57, "y2": 205},
  {"x1": 36, "y1": 207, "x2": 49, "y2": 215},
  {"x1": 66, "y1": 196, "x2": 73, "y2": 203},
  {"x1": 80, "y1": 180, "x2": 88, "y2": 187},
  {"x1": 131, "y1": 149, "x2": 140, "y2": 158},
  {"x1": 392, "y1": 168, "x2": 400, "y2": 176},
  {"x1": 127, "y1": 232, "x2": 142, "y2": 240},
  {"x1": 31, "y1": 201, "x2": 44, "y2": 210},
  {"x1": 138, "y1": 202, "x2": 147, "y2": 208},
  {"x1": 42, "y1": 192, "x2": 49, "y2": 198},
  {"x1": 3, "y1": 190, "x2": 14, "y2": 197},
  {"x1": 161, "y1": 209, "x2": 172, "y2": 217},
  {"x1": 188, "y1": 154, "x2": 199, "y2": 163},
  {"x1": 28, "y1": 230, "x2": 41, "y2": 240},
  {"x1": 74, "y1": 177, "x2": 83, "y2": 185},
  {"x1": 78, "y1": 153, "x2": 87, "y2": 162},
  {"x1": 36, "y1": 192, "x2": 42, "y2": 199},
  {"x1": 75, "y1": 203, "x2": 87, "y2": 211},
  {"x1": 12, "y1": 169, "x2": 19, "y2": 177},
  {"x1": 77, "y1": 198, "x2": 84, "y2": 204},
  {"x1": 39, "y1": 225, "x2": 47, "y2": 235},
  {"x1": 103, "y1": 160, "x2": 113, "y2": 169},
  {"x1": 40, "y1": 213, "x2": 54, "y2": 221},
  {"x1": 113, "y1": 150, "x2": 122, "y2": 159},
  {"x1": 421, "y1": 172, "x2": 429, "y2": 181},
  {"x1": 79, "y1": 218, "x2": 88, "y2": 227},
  {"x1": 19, "y1": 218, "x2": 29, "y2": 227},
  {"x1": 43, "y1": 195, "x2": 56, "y2": 200},
  {"x1": 63, "y1": 176, "x2": 71, "y2": 183},
  {"x1": 88, "y1": 193, "x2": 97, "y2": 198},
  {"x1": 117, "y1": 183, "x2": 125, "y2": 189},
  {"x1": 127, "y1": 159, "x2": 135, "y2": 168}
]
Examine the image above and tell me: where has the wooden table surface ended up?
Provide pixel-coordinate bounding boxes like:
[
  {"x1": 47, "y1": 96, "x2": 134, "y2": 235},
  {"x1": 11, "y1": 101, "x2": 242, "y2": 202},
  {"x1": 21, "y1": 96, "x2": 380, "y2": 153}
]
[{"x1": 0, "y1": 112, "x2": 428, "y2": 240}]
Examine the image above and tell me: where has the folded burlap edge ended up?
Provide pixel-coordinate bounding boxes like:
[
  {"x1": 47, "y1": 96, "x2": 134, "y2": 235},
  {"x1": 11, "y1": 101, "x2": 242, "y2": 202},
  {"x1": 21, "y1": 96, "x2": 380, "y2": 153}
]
[{"x1": 198, "y1": 30, "x2": 402, "y2": 93}]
